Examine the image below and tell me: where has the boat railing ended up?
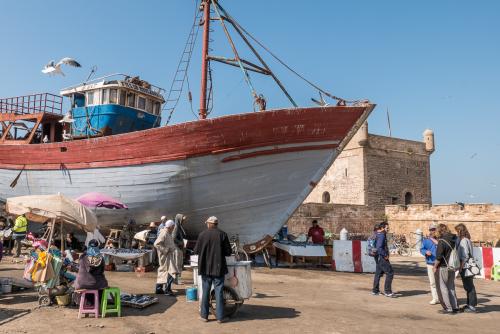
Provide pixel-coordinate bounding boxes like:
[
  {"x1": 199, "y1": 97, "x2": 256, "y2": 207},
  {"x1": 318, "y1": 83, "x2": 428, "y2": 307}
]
[
  {"x1": 60, "y1": 73, "x2": 166, "y2": 95},
  {"x1": 0, "y1": 93, "x2": 63, "y2": 116}
]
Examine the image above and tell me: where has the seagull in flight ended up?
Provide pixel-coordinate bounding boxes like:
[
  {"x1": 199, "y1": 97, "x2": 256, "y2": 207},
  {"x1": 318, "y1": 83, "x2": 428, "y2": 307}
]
[{"x1": 42, "y1": 57, "x2": 81, "y2": 76}]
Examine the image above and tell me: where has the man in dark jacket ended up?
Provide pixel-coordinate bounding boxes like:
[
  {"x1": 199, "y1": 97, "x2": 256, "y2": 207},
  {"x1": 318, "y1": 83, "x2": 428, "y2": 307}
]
[
  {"x1": 194, "y1": 216, "x2": 232, "y2": 323},
  {"x1": 372, "y1": 222, "x2": 395, "y2": 297}
]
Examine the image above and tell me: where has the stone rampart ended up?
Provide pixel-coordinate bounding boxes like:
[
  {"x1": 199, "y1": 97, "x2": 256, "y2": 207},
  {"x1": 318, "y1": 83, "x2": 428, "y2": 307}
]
[
  {"x1": 287, "y1": 203, "x2": 381, "y2": 237},
  {"x1": 386, "y1": 204, "x2": 500, "y2": 244}
]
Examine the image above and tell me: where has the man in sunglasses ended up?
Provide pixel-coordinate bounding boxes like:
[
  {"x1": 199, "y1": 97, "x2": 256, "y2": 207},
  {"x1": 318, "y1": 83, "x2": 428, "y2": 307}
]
[{"x1": 420, "y1": 222, "x2": 439, "y2": 305}]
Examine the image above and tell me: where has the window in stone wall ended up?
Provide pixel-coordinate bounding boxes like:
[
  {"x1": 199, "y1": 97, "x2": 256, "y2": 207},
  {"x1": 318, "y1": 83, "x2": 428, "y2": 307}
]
[
  {"x1": 405, "y1": 192, "x2": 413, "y2": 205},
  {"x1": 391, "y1": 196, "x2": 398, "y2": 204},
  {"x1": 322, "y1": 191, "x2": 331, "y2": 203}
]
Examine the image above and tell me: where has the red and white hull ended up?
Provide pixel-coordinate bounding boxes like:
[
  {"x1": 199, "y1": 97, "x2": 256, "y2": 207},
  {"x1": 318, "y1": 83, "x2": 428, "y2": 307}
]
[{"x1": 0, "y1": 105, "x2": 374, "y2": 243}]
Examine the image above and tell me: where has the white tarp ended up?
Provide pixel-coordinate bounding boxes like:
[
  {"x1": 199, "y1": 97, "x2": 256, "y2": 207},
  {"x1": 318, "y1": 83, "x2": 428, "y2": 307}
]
[
  {"x1": 6, "y1": 194, "x2": 97, "y2": 232},
  {"x1": 273, "y1": 242, "x2": 327, "y2": 257}
]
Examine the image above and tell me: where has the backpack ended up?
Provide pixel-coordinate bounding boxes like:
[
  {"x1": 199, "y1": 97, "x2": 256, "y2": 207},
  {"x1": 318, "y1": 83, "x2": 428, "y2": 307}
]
[
  {"x1": 367, "y1": 234, "x2": 377, "y2": 257},
  {"x1": 440, "y1": 239, "x2": 460, "y2": 271}
]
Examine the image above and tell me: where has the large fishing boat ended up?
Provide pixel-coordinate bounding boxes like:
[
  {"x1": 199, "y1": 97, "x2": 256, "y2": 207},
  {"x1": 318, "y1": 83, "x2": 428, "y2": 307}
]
[{"x1": 0, "y1": 0, "x2": 374, "y2": 245}]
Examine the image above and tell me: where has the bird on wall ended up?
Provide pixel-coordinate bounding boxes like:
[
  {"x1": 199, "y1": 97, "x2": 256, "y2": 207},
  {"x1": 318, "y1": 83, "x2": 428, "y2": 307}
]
[{"x1": 42, "y1": 57, "x2": 81, "y2": 76}]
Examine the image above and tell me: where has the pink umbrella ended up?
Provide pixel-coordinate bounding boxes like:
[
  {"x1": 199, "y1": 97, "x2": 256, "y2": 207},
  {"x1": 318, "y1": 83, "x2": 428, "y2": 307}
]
[{"x1": 76, "y1": 192, "x2": 128, "y2": 209}]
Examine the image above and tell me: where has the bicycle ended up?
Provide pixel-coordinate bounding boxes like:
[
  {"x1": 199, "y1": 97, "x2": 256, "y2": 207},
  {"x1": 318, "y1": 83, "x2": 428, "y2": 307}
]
[
  {"x1": 389, "y1": 234, "x2": 412, "y2": 256},
  {"x1": 230, "y1": 235, "x2": 249, "y2": 262}
]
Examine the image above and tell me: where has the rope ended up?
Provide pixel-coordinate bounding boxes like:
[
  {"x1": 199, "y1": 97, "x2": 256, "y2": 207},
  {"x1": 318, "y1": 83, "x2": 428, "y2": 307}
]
[
  {"x1": 210, "y1": 0, "x2": 258, "y2": 102},
  {"x1": 226, "y1": 12, "x2": 356, "y2": 104}
]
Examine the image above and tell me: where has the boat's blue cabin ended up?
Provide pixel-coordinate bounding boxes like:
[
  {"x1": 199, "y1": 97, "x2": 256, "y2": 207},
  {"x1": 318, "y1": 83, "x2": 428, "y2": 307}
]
[{"x1": 60, "y1": 74, "x2": 165, "y2": 138}]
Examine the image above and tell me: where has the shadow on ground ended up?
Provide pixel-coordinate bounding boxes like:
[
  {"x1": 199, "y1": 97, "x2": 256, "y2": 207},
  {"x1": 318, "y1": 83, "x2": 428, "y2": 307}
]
[
  {"x1": 253, "y1": 292, "x2": 281, "y2": 299},
  {"x1": 0, "y1": 308, "x2": 30, "y2": 325},
  {"x1": 396, "y1": 289, "x2": 429, "y2": 297},
  {"x1": 235, "y1": 304, "x2": 300, "y2": 321},
  {"x1": 0, "y1": 292, "x2": 37, "y2": 305}
]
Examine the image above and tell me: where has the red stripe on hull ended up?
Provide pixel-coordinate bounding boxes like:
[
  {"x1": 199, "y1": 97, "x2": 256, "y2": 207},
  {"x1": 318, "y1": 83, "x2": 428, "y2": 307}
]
[
  {"x1": 221, "y1": 143, "x2": 338, "y2": 163},
  {"x1": 0, "y1": 105, "x2": 371, "y2": 170}
]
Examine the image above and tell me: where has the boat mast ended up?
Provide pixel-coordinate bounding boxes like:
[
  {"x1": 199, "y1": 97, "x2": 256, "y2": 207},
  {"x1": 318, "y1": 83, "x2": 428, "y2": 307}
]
[{"x1": 199, "y1": 0, "x2": 211, "y2": 120}]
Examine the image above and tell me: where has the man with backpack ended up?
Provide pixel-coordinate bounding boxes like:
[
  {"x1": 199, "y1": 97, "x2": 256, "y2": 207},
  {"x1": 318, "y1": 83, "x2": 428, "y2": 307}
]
[
  {"x1": 432, "y1": 224, "x2": 459, "y2": 314},
  {"x1": 372, "y1": 221, "x2": 395, "y2": 298}
]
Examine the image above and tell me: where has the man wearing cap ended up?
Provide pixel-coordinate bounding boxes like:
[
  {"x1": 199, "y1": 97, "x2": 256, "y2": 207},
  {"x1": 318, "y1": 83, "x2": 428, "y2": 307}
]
[
  {"x1": 194, "y1": 216, "x2": 232, "y2": 323},
  {"x1": 420, "y1": 222, "x2": 439, "y2": 305},
  {"x1": 154, "y1": 220, "x2": 178, "y2": 295}
]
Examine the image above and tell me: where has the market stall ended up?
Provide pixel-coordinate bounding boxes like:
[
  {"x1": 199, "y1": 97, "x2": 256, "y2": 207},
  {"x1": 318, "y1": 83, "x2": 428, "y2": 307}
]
[{"x1": 6, "y1": 194, "x2": 97, "y2": 306}]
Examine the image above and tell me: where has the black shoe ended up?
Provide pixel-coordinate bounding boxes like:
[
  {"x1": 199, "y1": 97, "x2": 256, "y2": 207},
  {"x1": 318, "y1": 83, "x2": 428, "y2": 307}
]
[
  {"x1": 463, "y1": 306, "x2": 477, "y2": 313},
  {"x1": 155, "y1": 284, "x2": 164, "y2": 294},
  {"x1": 164, "y1": 290, "x2": 176, "y2": 296}
]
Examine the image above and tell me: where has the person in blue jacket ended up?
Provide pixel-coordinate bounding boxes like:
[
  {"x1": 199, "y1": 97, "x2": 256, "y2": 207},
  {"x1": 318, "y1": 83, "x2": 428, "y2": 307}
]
[
  {"x1": 420, "y1": 222, "x2": 439, "y2": 305},
  {"x1": 372, "y1": 221, "x2": 395, "y2": 297}
]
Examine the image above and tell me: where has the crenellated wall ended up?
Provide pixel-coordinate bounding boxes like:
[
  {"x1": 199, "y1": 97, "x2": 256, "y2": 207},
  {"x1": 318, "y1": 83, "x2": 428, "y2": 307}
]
[{"x1": 386, "y1": 204, "x2": 500, "y2": 244}]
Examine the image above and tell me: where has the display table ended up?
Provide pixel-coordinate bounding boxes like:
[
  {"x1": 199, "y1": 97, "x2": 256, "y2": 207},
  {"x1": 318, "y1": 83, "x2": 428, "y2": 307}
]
[{"x1": 273, "y1": 241, "x2": 328, "y2": 266}]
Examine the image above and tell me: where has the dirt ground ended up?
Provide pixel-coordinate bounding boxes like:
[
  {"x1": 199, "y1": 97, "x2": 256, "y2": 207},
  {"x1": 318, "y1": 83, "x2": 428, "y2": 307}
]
[{"x1": 0, "y1": 255, "x2": 499, "y2": 334}]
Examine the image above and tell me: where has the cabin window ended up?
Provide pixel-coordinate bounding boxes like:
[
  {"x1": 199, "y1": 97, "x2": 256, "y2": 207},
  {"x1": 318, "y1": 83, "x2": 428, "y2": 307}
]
[
  {"x1": 109, "y1": 89, "x2": 118, "y2": 104},
  {"x1": 119, "y1": 90, "x2": 126, "y2": 106},
  {"x1": 153, "y1": 102, "x2": 161, "y2": 115},
  {"x1": 102, "y1": 89, "x2": 109, "y2": 104},
  {"x1": 127, "y1": 92, "x2": 136, "y2": 108},
  {"x1": 87, "y1": 91, "x2": 96, "y2": 105},
  {"x1": 146, "y1": 99, "x2": 153, "y2": 113},
  {"x1": 137, "y1": 96, "x2": 146, "y2": 110}
]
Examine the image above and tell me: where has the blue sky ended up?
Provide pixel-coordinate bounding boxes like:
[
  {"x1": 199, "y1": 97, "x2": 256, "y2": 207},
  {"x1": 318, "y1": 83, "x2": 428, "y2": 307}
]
[{"x1": 0, "y1": 0, "x2": 499, "y2": 204}]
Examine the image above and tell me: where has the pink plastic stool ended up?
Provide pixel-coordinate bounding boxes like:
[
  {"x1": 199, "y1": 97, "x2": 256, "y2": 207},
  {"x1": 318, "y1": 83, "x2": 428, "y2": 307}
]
[{"x1": 78, "y1": 289, "x2": 99, "y2": 318}]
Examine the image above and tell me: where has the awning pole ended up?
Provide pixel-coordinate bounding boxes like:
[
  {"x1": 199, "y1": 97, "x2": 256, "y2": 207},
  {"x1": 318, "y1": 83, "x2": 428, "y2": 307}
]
[{"x1": 47, "y1": 218, "x2": 56, "y2": 249}]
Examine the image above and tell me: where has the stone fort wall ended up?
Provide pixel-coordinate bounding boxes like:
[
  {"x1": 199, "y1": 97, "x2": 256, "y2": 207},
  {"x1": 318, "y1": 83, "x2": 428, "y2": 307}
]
[
  {"x1": 386, "y1": 204, "x2": 500, "y2": 245},
  {"x1": 287, "y1": 203, "x2": 380, "y2": 237}
]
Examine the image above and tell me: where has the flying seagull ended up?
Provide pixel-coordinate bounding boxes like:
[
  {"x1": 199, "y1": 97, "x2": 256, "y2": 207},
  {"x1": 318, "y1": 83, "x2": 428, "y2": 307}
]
[{"x1": 42, "y1": 57, "x2": 81, "y2": 76}]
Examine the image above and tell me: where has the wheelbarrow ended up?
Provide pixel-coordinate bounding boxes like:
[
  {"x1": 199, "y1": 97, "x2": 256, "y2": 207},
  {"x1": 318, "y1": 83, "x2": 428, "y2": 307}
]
[{"x1": 190, "y1": 255, "x2": 252, "y2": 318}]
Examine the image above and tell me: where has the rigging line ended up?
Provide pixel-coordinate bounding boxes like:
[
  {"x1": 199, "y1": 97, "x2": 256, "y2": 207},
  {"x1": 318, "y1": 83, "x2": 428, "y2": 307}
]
[
  {"x1": 215, "y1": 2, "x2": 298, "y2": 108},
  {"x1": 228, "y1": 14, "x2": 353, "y2": 103},
  {"x1": 185, "y1": 75, "x2": 198, "y2": 119},
  {"x1": 210, "y1": 0, "x2": 258, "y2": 101},
  {"x1": 207, "y1": 61, "x2": 214, "y2": 115}
]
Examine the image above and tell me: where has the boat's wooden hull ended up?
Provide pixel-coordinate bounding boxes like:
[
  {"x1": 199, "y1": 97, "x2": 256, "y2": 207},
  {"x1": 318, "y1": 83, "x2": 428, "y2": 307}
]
[{"x1": 0, "y1": 105, "x2": 374, "y2": 243}]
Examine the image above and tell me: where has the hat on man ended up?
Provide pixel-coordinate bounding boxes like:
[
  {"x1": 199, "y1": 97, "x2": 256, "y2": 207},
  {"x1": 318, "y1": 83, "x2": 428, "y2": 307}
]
[
  {"x1": 206, "y1": 216, "x2": 218, "y2": 224},
  {"x1": 149, "y1": 222, "x2": 157, "y2": 228},
  {"x1": 165, "y1": 219, "x2": 175, "y2": 228},
  {"x1": 160, "y1": 216, "x2": 167, "y2": 222},
  {"x1": 429, "y1": 222, "x2": 437, "y2": 230}
]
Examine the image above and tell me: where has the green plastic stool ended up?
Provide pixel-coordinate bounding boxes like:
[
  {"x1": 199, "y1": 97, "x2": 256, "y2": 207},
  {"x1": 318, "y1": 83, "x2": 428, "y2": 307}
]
[
  {"x1": 101, "y1": 287, "x2": 121, "y2": 318},
  {"x1": 491, "y1": 264, "x2": 500, "y2": 282}
]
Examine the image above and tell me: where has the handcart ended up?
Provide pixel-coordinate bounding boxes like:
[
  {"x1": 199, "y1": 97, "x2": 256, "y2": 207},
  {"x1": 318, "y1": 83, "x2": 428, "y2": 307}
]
[{"x1": 190, "y1": 255, "x2": 252, "y2": 318}]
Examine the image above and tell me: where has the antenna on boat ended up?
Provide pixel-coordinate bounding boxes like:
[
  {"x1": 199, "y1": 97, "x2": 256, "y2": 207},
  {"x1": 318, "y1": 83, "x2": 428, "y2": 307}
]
[
  {"x1": 386, "y1": 107, "x2": 392, "y2": 137},
  {"x1": 84, "y1": 65, "x2": 98, "y2": 84}
]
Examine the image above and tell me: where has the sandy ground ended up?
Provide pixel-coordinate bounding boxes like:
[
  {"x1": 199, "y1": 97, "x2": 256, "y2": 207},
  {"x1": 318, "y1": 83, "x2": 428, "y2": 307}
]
[{"x1": 0, "y1": 255, "x2": 499, "y2": 334}]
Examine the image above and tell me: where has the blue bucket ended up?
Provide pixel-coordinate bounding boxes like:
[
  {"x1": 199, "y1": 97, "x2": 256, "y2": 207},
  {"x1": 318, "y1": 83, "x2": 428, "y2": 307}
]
[{"x1": 186, "y1": 286, "x2": 198, "y2": 302}]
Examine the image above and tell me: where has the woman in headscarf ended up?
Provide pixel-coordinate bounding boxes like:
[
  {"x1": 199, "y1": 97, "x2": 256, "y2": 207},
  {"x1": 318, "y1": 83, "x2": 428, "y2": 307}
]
[
  {"x1": 172, "y1": 214, "x2": 187, "y2": 283},
  {"x1": 154, "y1": 220, "x2": 178, "y2": 296},
  {"x1": 74, "y1": 239, "x2": 108, "y2": 290}
]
